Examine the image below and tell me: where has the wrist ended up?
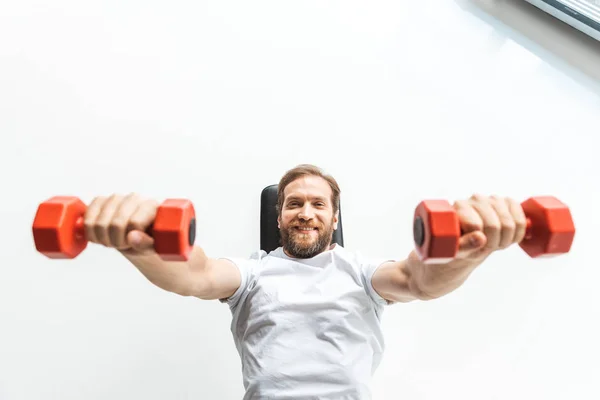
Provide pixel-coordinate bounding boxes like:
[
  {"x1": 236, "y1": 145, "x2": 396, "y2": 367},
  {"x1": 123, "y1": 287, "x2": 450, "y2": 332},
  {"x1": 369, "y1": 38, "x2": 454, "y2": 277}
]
[{"x1": 408, "y1": 251, "x2": 480, "y2": 299}]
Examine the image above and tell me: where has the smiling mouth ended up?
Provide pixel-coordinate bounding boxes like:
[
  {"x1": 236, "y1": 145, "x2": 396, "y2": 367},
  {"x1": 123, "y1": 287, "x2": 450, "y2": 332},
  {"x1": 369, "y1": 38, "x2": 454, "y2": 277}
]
[{"x1": 294, "y1": 227, "x2": 318, "y2": 233}]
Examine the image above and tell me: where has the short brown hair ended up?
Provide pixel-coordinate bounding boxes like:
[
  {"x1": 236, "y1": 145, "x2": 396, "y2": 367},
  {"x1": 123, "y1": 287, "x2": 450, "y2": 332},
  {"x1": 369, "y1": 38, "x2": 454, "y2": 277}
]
[{"x1": 276, "y1": 164, "x2": 341, "y2": 216}]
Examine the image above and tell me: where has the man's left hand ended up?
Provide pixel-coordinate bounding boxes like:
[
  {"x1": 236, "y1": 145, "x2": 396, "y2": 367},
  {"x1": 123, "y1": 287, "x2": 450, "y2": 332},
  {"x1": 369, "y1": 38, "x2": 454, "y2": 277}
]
[{"x1": 450, "y1": 194, "x2": 528, "y2": 265}]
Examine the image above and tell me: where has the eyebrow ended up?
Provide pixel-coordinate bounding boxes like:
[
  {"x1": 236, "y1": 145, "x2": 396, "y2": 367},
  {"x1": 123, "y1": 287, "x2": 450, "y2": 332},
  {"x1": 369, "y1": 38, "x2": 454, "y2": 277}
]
[{"x1": 286, "y1": 195, "x2": 328, "y2": 202}]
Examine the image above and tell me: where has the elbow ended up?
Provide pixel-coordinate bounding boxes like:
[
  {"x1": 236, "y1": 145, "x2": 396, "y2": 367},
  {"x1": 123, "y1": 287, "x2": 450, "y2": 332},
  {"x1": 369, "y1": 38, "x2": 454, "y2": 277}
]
[
  {"x1": 182, "y1": 270, "x2": 215, "y2": 299},
  {"x1": 157, "y1": 280, "x2": 197, "y2": 297},
  {"x1": 158, "y1": 269, "x2": 211, "y2": 298},
  {"x1": 177, "y1": 279, "x2": 211, "y2": 298}
]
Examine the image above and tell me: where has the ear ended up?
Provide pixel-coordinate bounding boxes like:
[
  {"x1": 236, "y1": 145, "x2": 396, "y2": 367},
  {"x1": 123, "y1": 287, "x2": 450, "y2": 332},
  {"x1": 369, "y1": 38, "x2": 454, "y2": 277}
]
[
  {"x1": 333, "y1": 210, "x2": 339, "y2": 230},
  {"x1": 277, "y1": 215, "x2": 281, "y2": 229}
]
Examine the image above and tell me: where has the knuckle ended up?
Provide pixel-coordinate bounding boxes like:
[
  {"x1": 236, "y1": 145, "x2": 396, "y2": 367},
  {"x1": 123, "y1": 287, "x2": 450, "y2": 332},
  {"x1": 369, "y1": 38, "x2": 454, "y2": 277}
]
[
  {"x1": 109, "y1": 217, "x2": 127, "y2": 231},
  {"x1": 94, "y1": 221, "x2": 109, "y2": 231},
  {"x1": 107, "y1": 193, "x2": 124, "y2": 205},
  {"x1": 93, "y1": 223, "x2": 109, "y2": 239},
  {"x1": 501, "y1": 219, "x2": 516, "y2": 231},
  {"x1": 86, "y1": 197, "x2": 105, "y2": 216},
  {"x1": 486, "y1": 222, "x2": 501, "y2": 232},
  {"x1": 508, "y1": 197, "x2": 524, "y2": 213},
  {"x1": 494, "y1": 196, "x2": 509, "y2": 208},
  {"x1": 127, "y1": 193, "x2": 143, "y2": 206},
  {"x1": 129, "y1": 217, "x2": 147, "y2": 230},
  {"x1": 470, "y1": 193, "x2": 487, "y2": 202},
  {"x1": 91, "y1": 195, "x2": 107, "y2": 205},
  {"x1": 463, "y1": 220, "x2": 483, "y2": 231},
  {"x1": 454, "y1": 199, "x2": 469, "y2": 209},
  {"x1": 144, "y1": 198, "x2": 158, "y2": 208},
  {"x1": 83, "y1": 220, "x2": 96, "y2": 233},
  {"x1": 83, "y1": 217, "x2": 95, "y2": 229}
]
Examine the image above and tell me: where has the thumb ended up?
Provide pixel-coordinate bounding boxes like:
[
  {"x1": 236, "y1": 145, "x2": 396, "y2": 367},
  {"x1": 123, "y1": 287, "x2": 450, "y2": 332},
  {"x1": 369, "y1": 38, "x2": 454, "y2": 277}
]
[
  {"x1": 455, "y1": 231, "x2": 487, "y2": 259},
  {"x1": 126, "y1": 230, "x2": 155, "y2": 253}
]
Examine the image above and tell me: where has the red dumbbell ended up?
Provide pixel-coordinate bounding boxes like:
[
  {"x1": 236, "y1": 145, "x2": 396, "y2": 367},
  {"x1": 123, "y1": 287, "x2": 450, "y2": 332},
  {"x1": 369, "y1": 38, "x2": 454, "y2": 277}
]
[
  {"x1": 32, "y1": 196, "x2": 196, "y2": 261},
  {"x1": 413, "y1": 196, "x2": 575, "y2": 264}
]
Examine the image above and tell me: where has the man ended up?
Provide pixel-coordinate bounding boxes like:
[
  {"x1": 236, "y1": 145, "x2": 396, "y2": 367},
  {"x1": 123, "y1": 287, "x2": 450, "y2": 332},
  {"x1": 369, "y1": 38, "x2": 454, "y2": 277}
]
[{"x1": 83, "y1": 164, "x2": 527, "y2": 399}]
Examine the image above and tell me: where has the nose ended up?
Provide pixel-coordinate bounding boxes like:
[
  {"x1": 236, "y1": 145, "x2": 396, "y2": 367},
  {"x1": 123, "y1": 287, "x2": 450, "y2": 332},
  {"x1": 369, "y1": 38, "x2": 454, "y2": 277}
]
[{"x1": 298, "y1": 204, "x2": 315, "y2": 220}]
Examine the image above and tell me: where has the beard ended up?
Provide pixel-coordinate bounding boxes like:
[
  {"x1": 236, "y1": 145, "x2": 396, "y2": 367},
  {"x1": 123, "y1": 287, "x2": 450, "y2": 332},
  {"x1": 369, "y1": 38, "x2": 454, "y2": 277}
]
[{"x1": 280, "y1": 218, "x2": 335, "y2": 259}]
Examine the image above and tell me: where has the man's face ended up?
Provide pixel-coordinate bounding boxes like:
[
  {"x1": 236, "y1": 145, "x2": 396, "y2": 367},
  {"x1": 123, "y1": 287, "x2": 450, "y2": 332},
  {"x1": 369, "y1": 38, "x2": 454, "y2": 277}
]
[{"x1": 277, "y1": 176, "x2": 339, "y2": 259}]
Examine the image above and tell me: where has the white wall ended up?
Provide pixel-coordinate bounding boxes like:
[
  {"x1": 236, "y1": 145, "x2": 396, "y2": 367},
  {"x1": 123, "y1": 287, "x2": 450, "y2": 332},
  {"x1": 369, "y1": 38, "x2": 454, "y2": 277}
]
[{"x1": 1, "y1": 1, "x2": 599, "y2": 399}]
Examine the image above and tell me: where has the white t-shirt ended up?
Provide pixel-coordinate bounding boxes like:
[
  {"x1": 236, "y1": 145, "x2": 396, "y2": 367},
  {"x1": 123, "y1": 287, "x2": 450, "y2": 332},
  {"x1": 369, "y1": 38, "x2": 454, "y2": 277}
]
[{"x1": 220, "y1": 243, "x2": 393, "y2": 399}]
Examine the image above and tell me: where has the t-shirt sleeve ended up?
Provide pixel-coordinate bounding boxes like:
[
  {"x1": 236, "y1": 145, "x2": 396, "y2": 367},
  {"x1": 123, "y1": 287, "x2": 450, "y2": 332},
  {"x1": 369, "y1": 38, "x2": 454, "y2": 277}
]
[
  {"x1": 218, "y1": 250, "x2": 265, "y2": 310},
  {"x1": 358, "y1": 253, "x2": 396, "y2": 307}
]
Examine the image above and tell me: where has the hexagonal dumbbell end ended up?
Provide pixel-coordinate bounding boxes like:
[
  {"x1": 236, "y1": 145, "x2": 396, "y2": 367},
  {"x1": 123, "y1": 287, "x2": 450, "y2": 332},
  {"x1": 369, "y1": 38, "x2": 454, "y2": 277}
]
[
  {"x1": 32, "y1": 196, "x2": 88, "y2": 259},
  {"x1": 152, "y1": 199, "x2": 196, "y2": 261},
  {"x1": 519, "y1": 196, "x2": 575, "y2": 258},
  {"x1": 413, "y1": 200, "x2": 461, "y2": 264}
]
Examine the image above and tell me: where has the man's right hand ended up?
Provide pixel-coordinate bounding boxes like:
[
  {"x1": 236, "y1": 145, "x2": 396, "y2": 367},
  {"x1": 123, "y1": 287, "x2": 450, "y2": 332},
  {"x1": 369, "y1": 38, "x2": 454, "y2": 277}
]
[{"x1": 83, "y1": 193, "x2": 159, "y2": 255}]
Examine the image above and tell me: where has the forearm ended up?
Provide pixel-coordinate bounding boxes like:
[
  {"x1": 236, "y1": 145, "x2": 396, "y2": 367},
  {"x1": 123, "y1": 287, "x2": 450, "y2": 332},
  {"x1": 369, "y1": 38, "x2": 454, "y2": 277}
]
[{"x1": 121, "y1": 246, "x2": 211, "y2": 296}]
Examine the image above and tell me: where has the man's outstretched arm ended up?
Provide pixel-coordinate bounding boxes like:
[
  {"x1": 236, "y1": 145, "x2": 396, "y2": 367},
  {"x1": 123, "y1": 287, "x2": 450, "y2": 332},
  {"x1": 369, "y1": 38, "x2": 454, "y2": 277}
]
[
  {"x1": 122, "y1": 246, "x2": 241, "y2": 300},
  {"x1": 80, "y1": 193, "x2": 242, "y2": 300}
]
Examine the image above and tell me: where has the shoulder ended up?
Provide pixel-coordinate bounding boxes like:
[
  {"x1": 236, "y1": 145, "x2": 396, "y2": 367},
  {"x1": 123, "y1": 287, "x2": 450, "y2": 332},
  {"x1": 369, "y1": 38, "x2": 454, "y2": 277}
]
[
  {"x1": 332, "y1": 246, "x2": 395, "y2": 306},
  {"x1": 332, "y1": 245, "x2": 385, "y2": 269}
]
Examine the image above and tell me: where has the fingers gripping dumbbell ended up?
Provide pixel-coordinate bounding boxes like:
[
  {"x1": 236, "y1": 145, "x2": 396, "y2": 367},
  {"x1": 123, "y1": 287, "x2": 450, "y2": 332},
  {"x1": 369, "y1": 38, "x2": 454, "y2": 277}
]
[
  {"x1": 32, "y1": 196, "x2": 196, "y2": 261},
  {"x1": 413, "y1": 196, "x2": 576, "y2": 263}
]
